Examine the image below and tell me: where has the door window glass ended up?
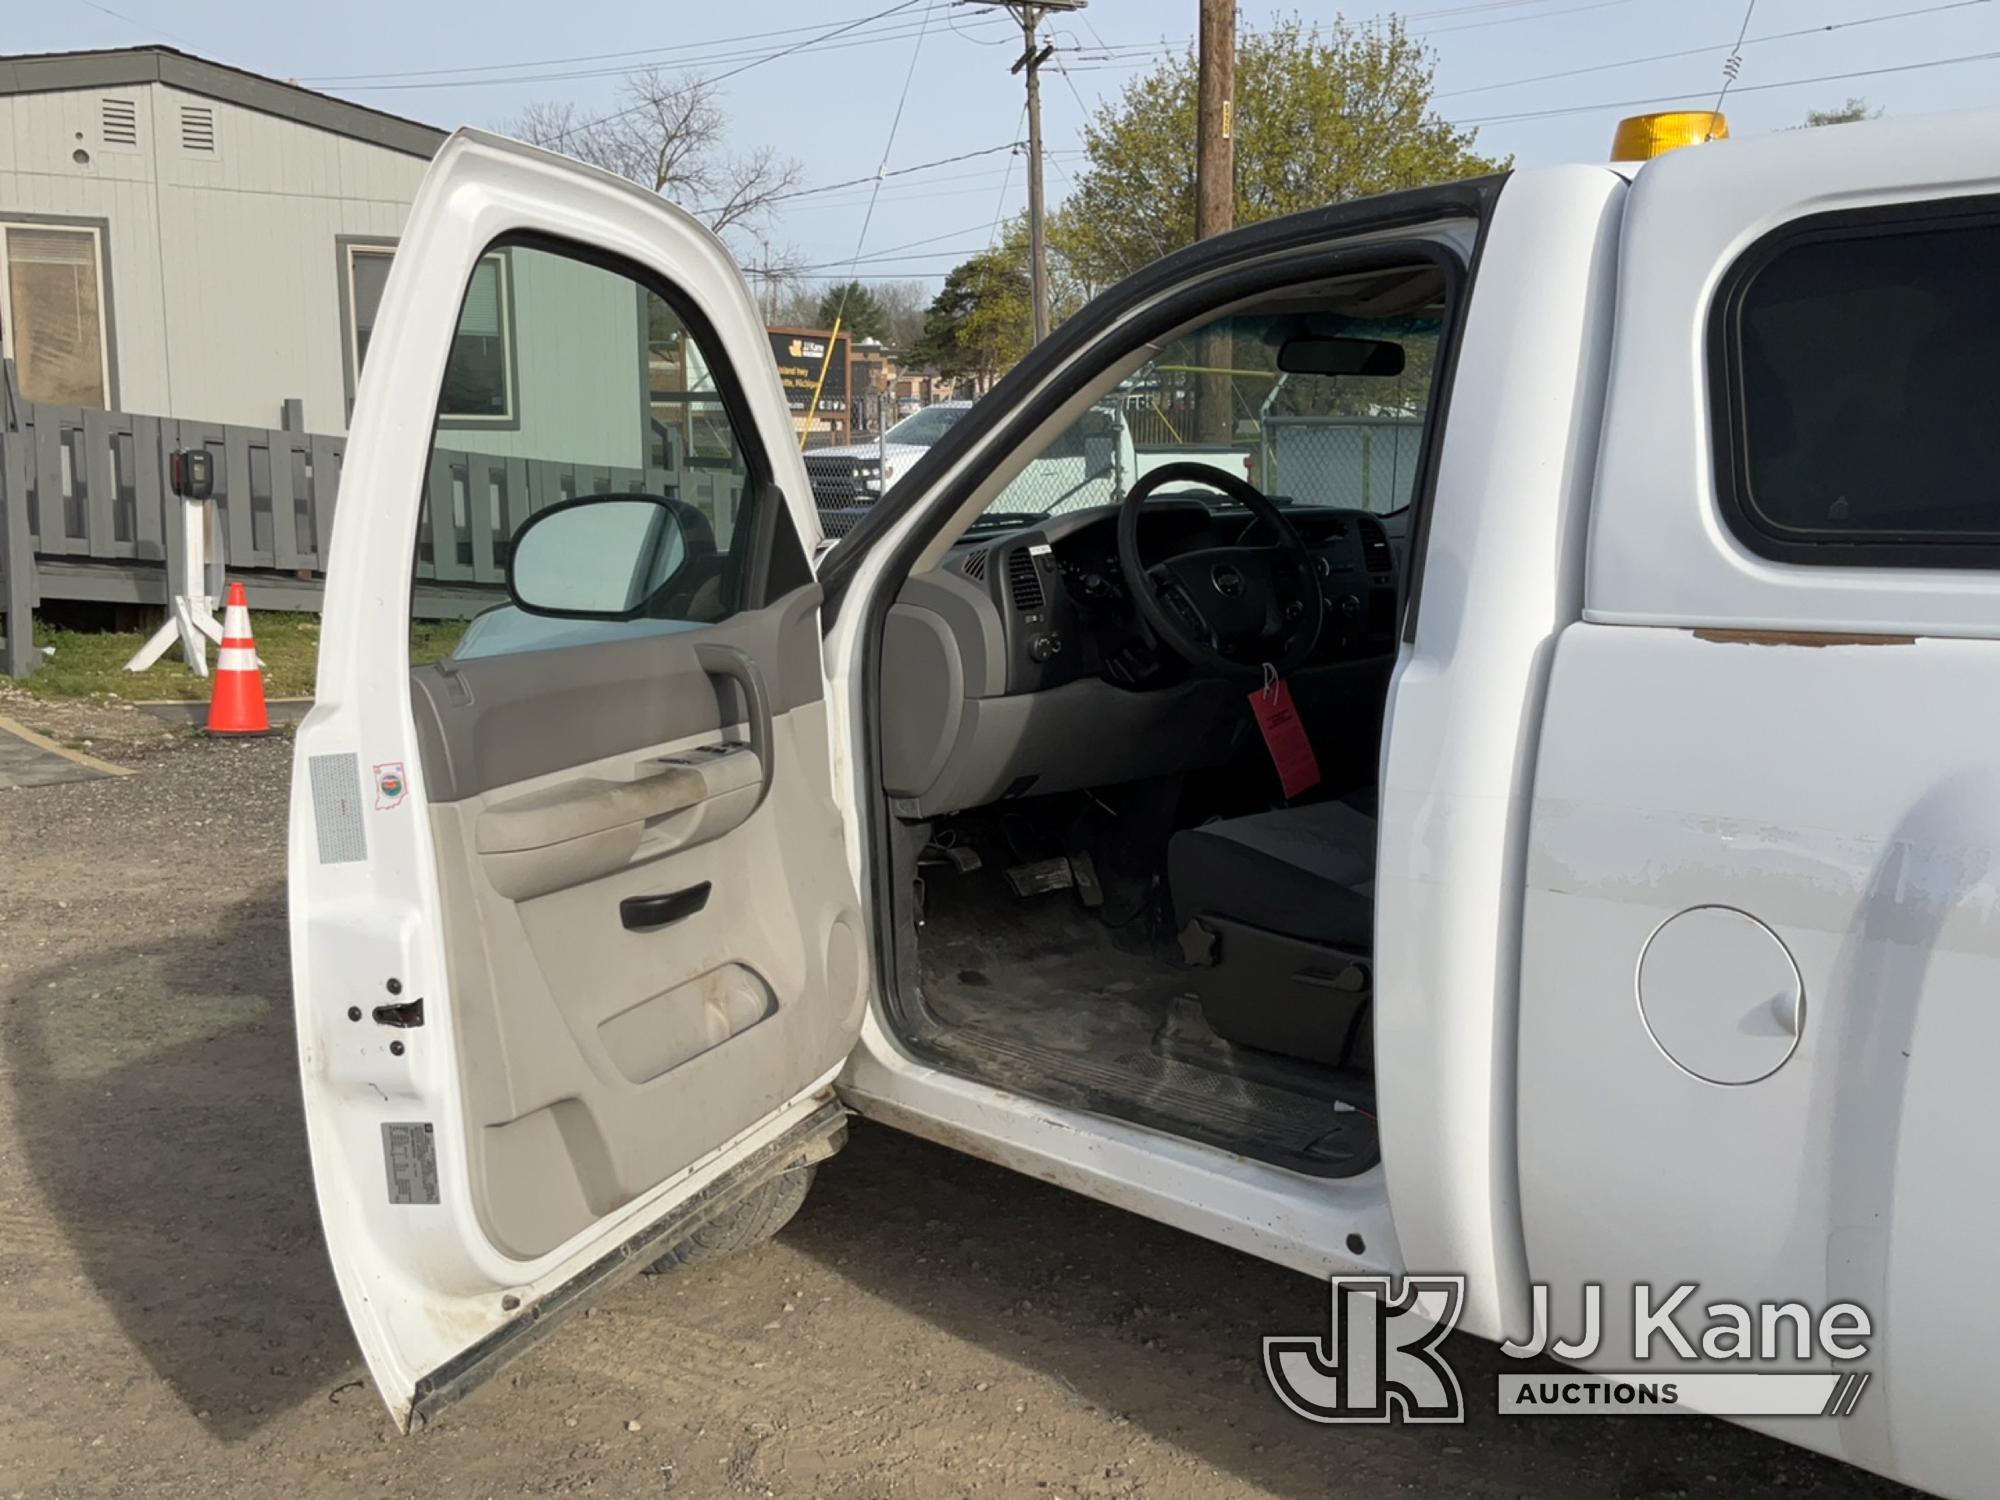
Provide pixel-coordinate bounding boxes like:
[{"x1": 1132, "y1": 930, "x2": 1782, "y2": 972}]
[
  {"x1": 407, "y1": 241, "x2": 760, "y2": 663},
  {"x1": 976, "y1": 306, "x2": 1441, "y2": 523}
]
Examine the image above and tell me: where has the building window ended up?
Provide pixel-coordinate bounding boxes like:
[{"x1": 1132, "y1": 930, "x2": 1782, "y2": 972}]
[
  {"x1": 0, "y1": 222, "x2": 112, "y2": 409},
  {"x1": 345, "y1": 242, "x2": 515, "y2": 424},
  {"x1": 1713, "y1": 198, "x2": 2000, "y2": 567}
]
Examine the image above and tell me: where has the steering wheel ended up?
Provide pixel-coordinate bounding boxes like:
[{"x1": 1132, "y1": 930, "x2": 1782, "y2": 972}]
[{"x1": 1116, "y1": 462, "x2": 1324, "y2": 680}]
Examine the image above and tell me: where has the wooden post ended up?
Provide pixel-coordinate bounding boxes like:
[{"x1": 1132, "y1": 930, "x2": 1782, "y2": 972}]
[
  {"x1": 1195, "y1": 0, "x2": 1237, "y2": 446},
  {"x1": 0, "y1": 361, "x2": 34, "y2": 678},
  {"x1": 1022, "y1": 4, "x2": 1051, "y2": 346}
]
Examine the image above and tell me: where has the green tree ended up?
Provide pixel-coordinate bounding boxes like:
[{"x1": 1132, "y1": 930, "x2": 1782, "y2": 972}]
[
  {"x1": 1052, "y1": 14, "x2": 1507, "y2": 294},
  {"x1": 1799, "y1": 97, "x2": 1881, "y2": 128},
  {"x1": 906, "y1": 229, "x2": 1033, "y2": 380},
  {"x1": 814, "y1": 280, "x2": 890, "y2": 341}
]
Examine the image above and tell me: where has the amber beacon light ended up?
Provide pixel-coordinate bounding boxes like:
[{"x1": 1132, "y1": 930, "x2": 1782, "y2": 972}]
[{"x1": 1611, "y1": 111, "x2": 1730, "y2": 162}]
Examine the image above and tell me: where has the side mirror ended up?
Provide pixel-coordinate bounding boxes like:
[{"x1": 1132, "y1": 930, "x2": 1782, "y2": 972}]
[{"x1": 507, "y1": 495, "x2": 690, "y2": 619}]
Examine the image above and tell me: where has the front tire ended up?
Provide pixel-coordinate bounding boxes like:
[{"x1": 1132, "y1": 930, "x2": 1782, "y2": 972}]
[{"x1": 644, "y1": 1163, "x2": 817, "y2": 1274}]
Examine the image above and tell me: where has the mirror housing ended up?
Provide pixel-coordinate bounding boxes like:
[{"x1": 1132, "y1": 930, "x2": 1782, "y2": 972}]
[
  {"x1": 506, "y1": 494, "x2": 691, "y2": 620},
  {"x1": 1276, "y1": 336, "x2": 1406, "y2": 378}
]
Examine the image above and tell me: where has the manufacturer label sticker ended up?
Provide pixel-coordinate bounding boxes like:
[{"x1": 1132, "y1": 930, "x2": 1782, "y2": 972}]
[{"x1": 381, "y1": 1122, "x2": 439, "y2": 1205}]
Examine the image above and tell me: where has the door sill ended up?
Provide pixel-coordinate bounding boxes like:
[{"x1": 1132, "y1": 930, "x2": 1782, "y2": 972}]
[{"x1": 840, "y1": 1018, "x2": 1402, "y2": 1280}]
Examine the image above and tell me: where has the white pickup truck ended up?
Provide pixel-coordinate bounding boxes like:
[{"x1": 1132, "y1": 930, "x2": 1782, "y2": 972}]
[{"x1": 291, "y1": 106, "x2": 2000, "y2": 1498}]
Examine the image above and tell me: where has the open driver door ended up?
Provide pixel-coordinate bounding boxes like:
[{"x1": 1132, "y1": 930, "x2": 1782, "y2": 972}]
[{"x1": 288, "y1": 130, "x2": 870, "y2": 1428}]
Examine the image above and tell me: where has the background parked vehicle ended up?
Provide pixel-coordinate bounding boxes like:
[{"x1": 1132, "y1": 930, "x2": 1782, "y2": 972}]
[
  {"x1": 811, "y1": 396, "x2": 1257, "y2": 536},
  {"x1": 804, "y1": 400, "x2": 973, "y2": 514}
]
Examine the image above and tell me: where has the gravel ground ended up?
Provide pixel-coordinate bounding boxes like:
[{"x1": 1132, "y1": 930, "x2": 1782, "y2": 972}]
[{"x1": 0, "y1": 726, "x2": 1921, "y2": 1499}]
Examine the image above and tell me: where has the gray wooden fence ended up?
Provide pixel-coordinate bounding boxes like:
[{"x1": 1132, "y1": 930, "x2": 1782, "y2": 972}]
[{"x1": 0, "y1": 360, "x2": 747, "y2": 678}]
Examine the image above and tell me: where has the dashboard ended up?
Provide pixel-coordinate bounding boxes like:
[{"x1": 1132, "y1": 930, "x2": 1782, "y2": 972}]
[
  {"x1": 956, "y1": 499, "x2": 1403, "y2": 695},
  {"x1": 879, "y1": 499, "x2": 1408, "y2": 817}
]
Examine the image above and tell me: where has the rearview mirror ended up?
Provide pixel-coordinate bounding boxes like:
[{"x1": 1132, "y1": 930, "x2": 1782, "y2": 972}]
[
  {"x1": 507, "y1": 495, "x2": 689, "y2": 619},
  {"x1": 1276, "y1": 336, "x2": 1406, "y2": 378}
]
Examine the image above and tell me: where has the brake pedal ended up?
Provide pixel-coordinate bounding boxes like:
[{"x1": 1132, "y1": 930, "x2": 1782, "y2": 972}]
[
  {"x1": 1067, "y1": 849, "x2": 1105, "y2": 909},
  {"x1": 918, "y1": 840, "x2": 983, "y2": 874}
]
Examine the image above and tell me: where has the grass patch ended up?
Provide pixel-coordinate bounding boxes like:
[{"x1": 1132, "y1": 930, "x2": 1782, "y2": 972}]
[{"x1": 26, "y1": 612, "x2": 468, "y2": 701}]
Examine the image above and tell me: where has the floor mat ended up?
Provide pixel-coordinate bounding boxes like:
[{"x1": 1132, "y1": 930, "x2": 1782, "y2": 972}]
[{"x1": 915, "y1": 872, "x2": 1377, "y2": 1177}]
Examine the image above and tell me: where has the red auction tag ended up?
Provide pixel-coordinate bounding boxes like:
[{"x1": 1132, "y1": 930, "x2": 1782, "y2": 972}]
[{"x1": 1249, "y1": 670, "x2": 1321, "y2": 800}]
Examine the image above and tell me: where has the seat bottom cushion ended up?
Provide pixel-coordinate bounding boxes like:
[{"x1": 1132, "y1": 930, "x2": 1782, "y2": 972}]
[{"x1": 1169, "y1": 799, "x2": 1377, "y2": 949}]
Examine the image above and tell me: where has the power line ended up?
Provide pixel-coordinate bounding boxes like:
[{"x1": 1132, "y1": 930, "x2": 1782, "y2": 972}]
[
  {"x1": 1400, "y1": 0, "x2": 1637, "y2": 34},
  {"x1": 1049, "y1": 49, "x2": 1175, "y2": 263},
  {"x1": 302, "y1": 2, "x2": 1002, "y2": 88},
  {"x1": 784, "y1": 170, "x2": 1027, "y2": 215},
  {"x1": 988, "y1": 105, "x2": 1026, "y2": 249},
  {"x1": 1063, "y1": 0, "x2": 1640, "y2": 68},
  {"x1": 323, "y1": 8, "x2": 1003, "y2": 93},
  {"x1": 65, "y1": 0, "x2": 193, "y2": 44},
  {"x1": 796, "y1": 219, "x2": 997, "y2": 270},
  {"x1": 947, "y1": 2, "x2": 1012, "y2": 47},
  {"x1": 800, "y1": 247, "x2": 992, "y2": 271},
  {"x1": 1435, "y1": 0, "x2": 1992, "y2": 99},
  {"x1": 1458, "y1": 46, "x2": 2000, "y2": 125},
  {"x1": 789, "y1": 269, "x2": 979, "y2": 281},
  {"x1": 533, "y1": 0, "x2": 929, "y2": 149},
  {"x1": 801, "y1": 0, "x2": 935, "y2": 443},
  {"x1": 709, "y1": 140, "x2": 1024, "y2": 214}
]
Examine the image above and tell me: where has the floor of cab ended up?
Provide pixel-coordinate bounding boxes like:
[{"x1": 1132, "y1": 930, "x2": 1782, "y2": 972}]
[{"x1": 909, "y1": 855, "x2": 1378, "y2": 1178}]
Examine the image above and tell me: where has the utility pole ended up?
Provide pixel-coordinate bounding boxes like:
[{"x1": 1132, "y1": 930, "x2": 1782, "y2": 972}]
[
  {"x1": 753, "y1": 235, "x2": 779, "y2": 324},
  {"x1": 962, "y1": 0, "x2": 1085, "y2": 346},
  {"x1": 1195, "y1": 0, "x2": 1236, "y2": 443}
]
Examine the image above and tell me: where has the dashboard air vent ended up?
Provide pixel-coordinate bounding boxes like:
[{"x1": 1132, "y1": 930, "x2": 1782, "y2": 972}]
[
  {"x1": 1357, "y1": 516, "x2": 1393, "y2": 575},
  {"x1": 959, "y1": 548, "x2": 988, "y2": 582},
  {"x1": 1006, "y1": 548, "x2": 1045, "y2": 612}
]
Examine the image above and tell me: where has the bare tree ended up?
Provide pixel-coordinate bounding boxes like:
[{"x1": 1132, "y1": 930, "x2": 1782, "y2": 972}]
[
  {"x1": 771, "y1": 282, "x2": 827, "y2": 329},
  {"x1": 872, "y1": 279, "x2": 933, "y2": 350},
  {"x1": 507, "y1": 69, "x2": 804, "y2": 236}
]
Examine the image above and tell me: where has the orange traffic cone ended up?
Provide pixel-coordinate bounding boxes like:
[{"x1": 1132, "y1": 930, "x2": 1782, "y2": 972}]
[{"x1": 206, "y1": 581, "x2": 270, "y2": 735}]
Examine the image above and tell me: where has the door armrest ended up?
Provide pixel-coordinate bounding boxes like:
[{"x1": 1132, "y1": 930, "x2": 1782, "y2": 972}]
[{"x1": 475, "y1": 745, "x2": 761, "y2": 901}]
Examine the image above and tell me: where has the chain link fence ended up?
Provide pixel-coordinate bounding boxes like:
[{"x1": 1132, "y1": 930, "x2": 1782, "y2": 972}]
[
  {"x1": 1261, "y1": 416, "x2": 1424, "y2": 514},
  {"x1": 812, "y1": 410, "x2": 1428, "y2": 543}
]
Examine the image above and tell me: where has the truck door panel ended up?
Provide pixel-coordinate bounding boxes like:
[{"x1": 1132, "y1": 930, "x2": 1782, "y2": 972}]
[
  {"x1": 1518, "y1": 117, "x2": 2000, "y2": 1496},
  {"x1": 288, "y1": 131, "x2": 866, "y2": 1427}
]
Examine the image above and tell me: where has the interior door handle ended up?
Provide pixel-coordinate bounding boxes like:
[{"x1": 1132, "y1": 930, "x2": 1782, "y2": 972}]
[
  {"x1": 694, "y1": 642, "x2": 774, "y2": 814},
  {"x1": 621, "y1": 881, "x2": 712, "y2": 932}
]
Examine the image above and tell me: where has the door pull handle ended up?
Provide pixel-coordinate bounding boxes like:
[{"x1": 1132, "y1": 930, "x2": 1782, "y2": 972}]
[{"x1": 620, "y1": 881, "x2": 712, "y2": 932}]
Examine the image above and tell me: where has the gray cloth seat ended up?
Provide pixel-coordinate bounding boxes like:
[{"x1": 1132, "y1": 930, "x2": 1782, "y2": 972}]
[{"x1": 1169, "y1": 799, "x2": 1377, "y2": 950}]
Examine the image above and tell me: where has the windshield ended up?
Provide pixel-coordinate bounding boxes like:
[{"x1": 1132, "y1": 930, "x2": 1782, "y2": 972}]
[
  {"x1": 971, "y1": 306, "x2": 1441, "y2": 526},
  {"x1": 885, "y1": 404, "x2": 968, "y2": 447}
]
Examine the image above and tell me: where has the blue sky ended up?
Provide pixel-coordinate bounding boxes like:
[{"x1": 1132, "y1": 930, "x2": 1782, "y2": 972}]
[{"x1": 20, "y1": 0, "x2": 2000, "y2": 283}]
